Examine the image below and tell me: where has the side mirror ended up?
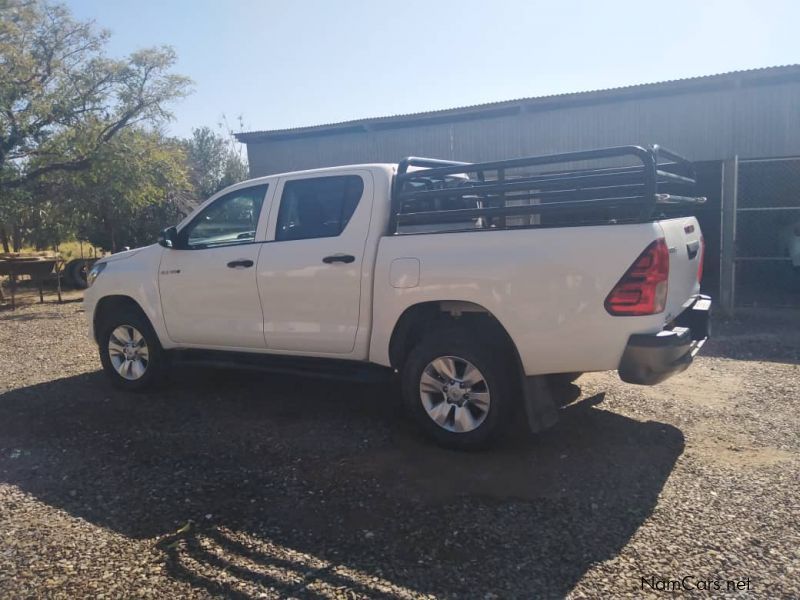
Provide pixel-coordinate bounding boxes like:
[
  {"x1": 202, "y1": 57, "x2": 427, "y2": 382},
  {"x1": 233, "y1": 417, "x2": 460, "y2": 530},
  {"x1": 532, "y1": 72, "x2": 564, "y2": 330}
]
[{"x1": 158, "y1": 226, "x2": 179, "y2": 249}]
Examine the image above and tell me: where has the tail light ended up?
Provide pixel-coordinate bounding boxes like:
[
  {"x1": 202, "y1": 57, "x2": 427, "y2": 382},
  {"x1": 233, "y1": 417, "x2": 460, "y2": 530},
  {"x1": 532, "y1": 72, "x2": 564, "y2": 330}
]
[
  {"x1": 697, "y1": 236, "x2": 705, "y2": 283},
  {"x1": 605, "y1": 238, "x2": 669, "y2": 316}
]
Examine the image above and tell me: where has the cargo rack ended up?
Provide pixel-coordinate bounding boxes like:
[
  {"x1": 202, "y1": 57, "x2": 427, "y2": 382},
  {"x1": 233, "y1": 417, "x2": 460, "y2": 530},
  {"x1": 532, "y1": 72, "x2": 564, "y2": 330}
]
[{"x1": 390, "y1": 145, "x2": 706, "y2": 235}]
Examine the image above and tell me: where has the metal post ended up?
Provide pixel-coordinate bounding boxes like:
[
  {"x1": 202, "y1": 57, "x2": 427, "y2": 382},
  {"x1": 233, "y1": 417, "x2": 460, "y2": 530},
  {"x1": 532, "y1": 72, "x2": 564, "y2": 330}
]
[
  {"x1": 719, "y1": 157, "x2": 738, "y2": 314},
  {"x1": 56, "y1": 256, "x2": 62, "y2": 303}
]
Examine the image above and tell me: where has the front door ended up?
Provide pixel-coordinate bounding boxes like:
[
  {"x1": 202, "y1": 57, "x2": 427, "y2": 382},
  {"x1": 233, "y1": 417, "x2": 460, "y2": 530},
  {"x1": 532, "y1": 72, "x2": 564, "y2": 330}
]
[
  {"x1": 257, "y1": 172, "x2": 373, "y2": 354},
  {"x1": 159, "y1": 184, "x2": 271, "y2": 348}
]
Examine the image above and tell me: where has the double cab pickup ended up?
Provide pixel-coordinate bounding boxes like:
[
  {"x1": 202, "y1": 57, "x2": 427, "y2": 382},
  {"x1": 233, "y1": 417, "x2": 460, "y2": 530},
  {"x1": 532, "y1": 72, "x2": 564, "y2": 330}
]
[{"x1": 85, "y1": 145, "x2": 711, "y2": 449}]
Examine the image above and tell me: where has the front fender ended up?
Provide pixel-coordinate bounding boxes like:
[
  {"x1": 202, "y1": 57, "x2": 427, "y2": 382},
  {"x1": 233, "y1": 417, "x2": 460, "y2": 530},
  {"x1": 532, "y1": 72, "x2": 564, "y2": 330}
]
[{"x1": 83, "y1": 245, "x2": 170, "y2": 347}]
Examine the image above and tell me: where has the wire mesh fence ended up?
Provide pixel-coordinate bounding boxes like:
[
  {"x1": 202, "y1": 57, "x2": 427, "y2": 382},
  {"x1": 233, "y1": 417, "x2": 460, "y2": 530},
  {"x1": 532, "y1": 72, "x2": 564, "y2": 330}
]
[{"x1": 735, "y1": 159, "x2": 800, "y2": 307}]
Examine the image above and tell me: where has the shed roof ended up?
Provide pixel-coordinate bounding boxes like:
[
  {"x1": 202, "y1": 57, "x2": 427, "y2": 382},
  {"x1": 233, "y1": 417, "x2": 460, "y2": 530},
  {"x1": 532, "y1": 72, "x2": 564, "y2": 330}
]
[{"x1": 235, "y1": 65, "x2": 800, "y2": 143}]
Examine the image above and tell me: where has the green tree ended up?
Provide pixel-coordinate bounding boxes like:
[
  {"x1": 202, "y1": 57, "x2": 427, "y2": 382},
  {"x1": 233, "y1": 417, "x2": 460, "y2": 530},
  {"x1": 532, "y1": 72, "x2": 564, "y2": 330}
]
[
  {"x1": 0, "y1": 169, "x2": 30, "y2": 251},
  {"x1": 185, "y1": 125, "x2": 248, "y2": 200},
  {"x1": 0, "y1": 0, "x2": 191, "y2": 250},
  {"x1": 56, "y1": 128, "x2": 193, "y2": 252}
]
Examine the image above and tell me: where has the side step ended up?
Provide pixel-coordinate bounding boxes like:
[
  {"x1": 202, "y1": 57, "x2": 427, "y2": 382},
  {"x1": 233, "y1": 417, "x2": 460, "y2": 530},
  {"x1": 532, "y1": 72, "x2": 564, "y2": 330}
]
[{"x1": 170, "y1": 349, "x2": 393, "y2": 383}]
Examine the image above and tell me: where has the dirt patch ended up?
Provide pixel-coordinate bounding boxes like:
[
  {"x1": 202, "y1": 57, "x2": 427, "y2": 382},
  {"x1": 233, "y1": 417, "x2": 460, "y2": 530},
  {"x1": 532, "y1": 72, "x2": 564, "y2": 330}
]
[{"x1": 690, "y1": 436, "x2": 796, "y2": 469}]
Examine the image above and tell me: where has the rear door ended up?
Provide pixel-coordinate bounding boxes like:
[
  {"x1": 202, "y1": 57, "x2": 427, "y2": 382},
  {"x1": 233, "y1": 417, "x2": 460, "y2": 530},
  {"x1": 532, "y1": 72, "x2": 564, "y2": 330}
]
[
  {"x1": 658, "y1": 216, "x2": 704, "y2": 318},
  {"x1": 257, "y1": 171, "x2": 373, "y2": 354}
]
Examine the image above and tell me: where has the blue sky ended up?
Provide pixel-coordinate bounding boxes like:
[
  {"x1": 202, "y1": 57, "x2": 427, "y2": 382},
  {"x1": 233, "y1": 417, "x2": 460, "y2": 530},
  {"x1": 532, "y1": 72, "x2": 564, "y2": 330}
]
[{"x1": 66, "y1": 0, "x2": 799, "y2": 139}]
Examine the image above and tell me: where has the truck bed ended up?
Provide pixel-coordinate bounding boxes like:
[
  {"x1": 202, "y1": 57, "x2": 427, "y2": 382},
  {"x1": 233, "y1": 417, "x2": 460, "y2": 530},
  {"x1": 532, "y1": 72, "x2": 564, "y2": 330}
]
[
  {"x1": 370, "y1": 216, "x2": 702, "y2": 376},
  {"x1": 368, "y1": 146, "x2": 706, "y2": 376}
]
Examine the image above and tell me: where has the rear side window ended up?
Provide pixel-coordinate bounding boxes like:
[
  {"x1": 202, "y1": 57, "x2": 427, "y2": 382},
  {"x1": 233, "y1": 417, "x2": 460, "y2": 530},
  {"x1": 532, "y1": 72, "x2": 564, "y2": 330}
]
[{"x1": 275, "y1": 175, "x2": 363, "y2": 241}]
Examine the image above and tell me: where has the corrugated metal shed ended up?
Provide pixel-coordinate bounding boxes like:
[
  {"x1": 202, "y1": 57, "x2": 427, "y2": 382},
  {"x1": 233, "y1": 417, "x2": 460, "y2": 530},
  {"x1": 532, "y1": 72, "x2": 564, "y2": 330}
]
[{"x1": 236, "y1": 65, "x2": 800, "y2": 176}]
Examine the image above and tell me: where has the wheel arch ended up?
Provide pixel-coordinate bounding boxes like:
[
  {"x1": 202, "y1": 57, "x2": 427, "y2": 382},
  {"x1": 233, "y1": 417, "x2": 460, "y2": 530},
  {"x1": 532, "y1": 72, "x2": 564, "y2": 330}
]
[
  {"x1": 92, "y1": 295, "x2": 151, "y2": 344},
  {"x1": 387, "y1": 300, "x2": 525, "y2": 380},
  {"x1": 388, "y1": 299, "x2": 561, "y2": 435}
]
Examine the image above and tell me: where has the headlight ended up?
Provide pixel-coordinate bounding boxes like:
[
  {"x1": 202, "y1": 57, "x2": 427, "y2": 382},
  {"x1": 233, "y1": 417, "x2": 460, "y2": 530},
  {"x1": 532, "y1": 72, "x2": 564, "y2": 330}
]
[{"x1": 87, "y1": 262, "x2": 107, "y2": 287}]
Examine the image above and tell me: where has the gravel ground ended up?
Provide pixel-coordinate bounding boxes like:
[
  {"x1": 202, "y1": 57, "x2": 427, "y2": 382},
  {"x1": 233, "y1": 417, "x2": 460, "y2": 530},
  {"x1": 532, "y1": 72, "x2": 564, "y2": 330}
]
[{"x1": 0, "y1": 299, "x2": 798, "y2": 599}]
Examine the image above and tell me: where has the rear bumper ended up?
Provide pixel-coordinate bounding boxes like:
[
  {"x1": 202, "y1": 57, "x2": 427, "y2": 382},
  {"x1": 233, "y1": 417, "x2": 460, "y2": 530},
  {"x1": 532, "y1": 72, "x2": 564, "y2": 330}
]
[{"x1": 618, "y1": 295, "x2": 711, "y2": 385}]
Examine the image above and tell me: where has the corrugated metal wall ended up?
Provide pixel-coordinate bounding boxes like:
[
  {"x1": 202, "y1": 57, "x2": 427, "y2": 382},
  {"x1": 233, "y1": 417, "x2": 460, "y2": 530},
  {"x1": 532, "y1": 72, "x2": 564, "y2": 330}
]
[{"x1": 246, "y1": 81, "x2": 800, "y2": 176}]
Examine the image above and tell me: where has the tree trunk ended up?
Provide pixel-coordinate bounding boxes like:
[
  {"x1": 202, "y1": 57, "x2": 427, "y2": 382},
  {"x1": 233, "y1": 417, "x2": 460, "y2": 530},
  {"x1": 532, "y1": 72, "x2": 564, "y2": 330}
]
[
  {"x1": 12, "y1": 224, "x2": 22, "y2": 252},
  {"x1": 0, "y1": 224, "x2": 10, "y2": 253},
  {"x1": 0, "y1": 181, "x2": 10, "y2": 252},
  {"x1": 100, "y1": 196, "x2": 116, "y2": 253},
  {"x1": 103, "y1": 214, "x2": 116, "y2": 253}
]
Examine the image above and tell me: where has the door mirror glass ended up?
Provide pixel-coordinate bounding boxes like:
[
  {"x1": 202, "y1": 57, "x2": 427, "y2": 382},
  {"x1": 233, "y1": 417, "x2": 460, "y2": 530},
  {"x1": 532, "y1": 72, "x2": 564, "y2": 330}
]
[{"x1": 158, "y1": 226, "x2": 179, "y2": 249}]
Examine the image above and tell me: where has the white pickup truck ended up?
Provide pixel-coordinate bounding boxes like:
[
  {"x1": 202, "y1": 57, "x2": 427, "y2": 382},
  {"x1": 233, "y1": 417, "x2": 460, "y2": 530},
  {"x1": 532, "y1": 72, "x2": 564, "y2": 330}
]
[{"x1": 84, "y1": 145, "x2": 711, "y2": 449}]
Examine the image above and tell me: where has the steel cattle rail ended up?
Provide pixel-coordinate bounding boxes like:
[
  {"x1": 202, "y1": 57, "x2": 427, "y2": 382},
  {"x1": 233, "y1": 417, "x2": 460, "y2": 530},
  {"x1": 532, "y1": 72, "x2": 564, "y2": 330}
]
[{"x1": 390, "y1": 145, "x2": 706, "y2": 234}]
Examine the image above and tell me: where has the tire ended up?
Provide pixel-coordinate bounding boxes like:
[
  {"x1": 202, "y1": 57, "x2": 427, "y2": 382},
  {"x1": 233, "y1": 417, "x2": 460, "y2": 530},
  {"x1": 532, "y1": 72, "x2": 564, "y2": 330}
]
[
  {"x1": 401, "y1": 327, "x2": 517, "y2": 450},
  {"x1": 69, "y1": 259, "x2": 90, "y2": 289},
  {"x1": 62, "y1": 259, "x2": 80, "y2": 287},
  {"x1": 63, "y1": 259, "x2": 89, "y2": 289},
  {"x1": 97, "y1": 308, "x2": 168, "y2": 391}
]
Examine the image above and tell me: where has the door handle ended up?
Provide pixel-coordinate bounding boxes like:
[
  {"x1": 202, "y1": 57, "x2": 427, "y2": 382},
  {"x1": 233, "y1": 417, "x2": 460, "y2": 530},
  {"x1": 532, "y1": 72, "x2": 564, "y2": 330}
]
[
  {"x1": 322, "y1": 254, "x2": 355, "y2": 264},
  {"x1": 227, "y1": 259, "x2": 254, "y2": 268}
]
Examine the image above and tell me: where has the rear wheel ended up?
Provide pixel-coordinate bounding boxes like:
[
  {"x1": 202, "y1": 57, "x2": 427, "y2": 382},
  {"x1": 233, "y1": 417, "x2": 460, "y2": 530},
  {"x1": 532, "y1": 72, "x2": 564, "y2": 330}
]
[
  {"x1": 401, "y1": 329, "x2": 516, "y2": 449},
  {"x1": 98, "y1": 309, "x2": 167, "y2": 391}
]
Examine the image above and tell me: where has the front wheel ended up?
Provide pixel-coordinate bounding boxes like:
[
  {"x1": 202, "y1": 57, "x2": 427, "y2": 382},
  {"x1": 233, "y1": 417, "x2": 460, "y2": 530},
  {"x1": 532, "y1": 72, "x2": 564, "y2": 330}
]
[
  {"x1": 401, "y1": 329, "x2": 517, "y2": 450},
  {"x1": 98, "y1": 309, "x2": 168, "y2": 391}
]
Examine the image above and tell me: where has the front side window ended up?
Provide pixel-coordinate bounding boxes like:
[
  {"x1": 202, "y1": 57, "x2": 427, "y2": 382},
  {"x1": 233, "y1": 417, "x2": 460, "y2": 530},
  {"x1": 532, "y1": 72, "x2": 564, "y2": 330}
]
[
  {"x1": 182, "y1": 185, "x2": 268, "y2": 249},
  {"x1": 275, "y1": 175, "x2": 363, "y2": 242}
]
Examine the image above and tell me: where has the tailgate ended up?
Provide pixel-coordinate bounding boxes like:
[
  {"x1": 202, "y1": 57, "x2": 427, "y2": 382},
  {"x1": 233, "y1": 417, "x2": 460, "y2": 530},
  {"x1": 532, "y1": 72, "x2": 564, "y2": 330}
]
[{"x1": 657, "y1": 217, "x2": 703, "y2": 320}]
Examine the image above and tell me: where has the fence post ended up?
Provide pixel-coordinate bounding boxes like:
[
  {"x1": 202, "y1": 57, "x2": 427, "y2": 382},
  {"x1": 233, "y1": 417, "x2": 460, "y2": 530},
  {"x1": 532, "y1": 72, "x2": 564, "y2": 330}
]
[{"x1": 719, "y1": 157, "x2": 738, "y2": 315}]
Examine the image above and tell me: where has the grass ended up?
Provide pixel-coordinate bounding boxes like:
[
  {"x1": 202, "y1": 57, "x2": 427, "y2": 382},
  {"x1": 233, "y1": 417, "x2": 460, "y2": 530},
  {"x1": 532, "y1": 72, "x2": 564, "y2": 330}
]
[
  {"x1": 9, "y1": 240, "x2": 106, "y2": 262},
  {"x1": 53, "y1": 240, "x2": 105, "y2": 262}
]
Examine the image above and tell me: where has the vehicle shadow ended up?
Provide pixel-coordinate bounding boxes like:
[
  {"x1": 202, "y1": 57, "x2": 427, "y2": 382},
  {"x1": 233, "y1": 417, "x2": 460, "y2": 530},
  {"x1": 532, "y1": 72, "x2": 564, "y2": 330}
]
[{"x1": 0, "y1": 368, "x2": 684, "y2": 598}]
